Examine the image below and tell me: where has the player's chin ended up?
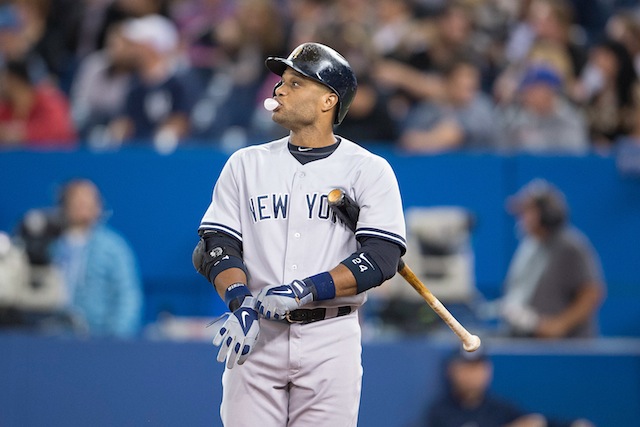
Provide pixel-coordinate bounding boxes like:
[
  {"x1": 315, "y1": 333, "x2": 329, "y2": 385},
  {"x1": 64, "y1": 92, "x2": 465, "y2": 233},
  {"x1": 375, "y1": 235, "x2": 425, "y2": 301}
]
[{"x1": 272, "y1": 114, "x2": 292, "y2": 128}]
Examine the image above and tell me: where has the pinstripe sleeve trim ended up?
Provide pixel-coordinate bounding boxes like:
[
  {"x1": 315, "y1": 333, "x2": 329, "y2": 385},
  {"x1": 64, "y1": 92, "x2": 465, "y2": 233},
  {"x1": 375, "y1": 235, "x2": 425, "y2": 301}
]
[
  {"x1": 199, "y1": 222, "x2": 242, "y2": 241},
  {"x1": 355, "y1": 228, "x2": 406, "y2": 248}
]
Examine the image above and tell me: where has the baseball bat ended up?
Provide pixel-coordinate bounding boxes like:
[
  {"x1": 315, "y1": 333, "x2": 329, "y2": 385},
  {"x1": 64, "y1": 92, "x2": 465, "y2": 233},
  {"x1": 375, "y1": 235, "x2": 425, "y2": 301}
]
[{"x1": 328, "y1": 189, "x2": 481, "y2": 352}]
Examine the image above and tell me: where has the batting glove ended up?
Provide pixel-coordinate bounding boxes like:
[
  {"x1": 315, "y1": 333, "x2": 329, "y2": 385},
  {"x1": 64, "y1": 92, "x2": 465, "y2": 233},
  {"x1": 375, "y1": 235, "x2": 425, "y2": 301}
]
[
  {"x1": 256, "y1": 272, "x2": 336, "y2": 320},
  {"x1": 255, "y1": 280, "x2": 315, "y2": 320},
  {"x1": 212, "y1": 297, "x2": 260, "y2": 368}
]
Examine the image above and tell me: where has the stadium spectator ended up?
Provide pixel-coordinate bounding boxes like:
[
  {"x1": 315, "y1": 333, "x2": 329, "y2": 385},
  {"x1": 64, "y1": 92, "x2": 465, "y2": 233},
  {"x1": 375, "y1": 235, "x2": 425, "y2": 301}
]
[
  {"x1": 282, "y1": 0, "x2": 333, "y2": 51},
  {"x1": 370, "y1": 0, "x2": 417, "y2": 61},
  {"x1": 604, "y1": 10, "x2": 640, "y2": 77},
  {"x1": 421, "y1": 347, "x2": 548, "y2": 427},
  {"x1": 503, "y1": 0, "x2": 587, "y2": 80},
  {"x1": 399, "y1": 58, "x2": 498, "y2": 153},
  {"x1": 335, "y1": 73, "x2": 399, "y2": 145},
  {"x1": 371, "y1": 1, "x2": 493, "y2": 129},
  {"x1": 168, "y1": 0, "x2": 233, "y2": 73},
  {"x1": 311, "y1": 20, "x2": 399, "y2": 144},
  {"x1": 420, "y1": 346, "x2": 595, "y2": 427},
  {"x1": 496, "y1": 65, "x2": 589, "y2": 154},
  {"x1": 493, "y1": 179, "x2": 605, "y2": 339},
  {"x1": 92, "y1": 0, "x2": 172, "y2": 52},
  {"x1": 0, "y1": 59, "x2": 77, "y2": 148},
  {"x1": 571, "y1": 38, "x2": 640, "y2": 149},
  {"x1": 25, "y1": 0, "x2": 84, "y2": 90},
  {"x1": 416, "y1": 1, "x2": 487, "y2": 76},
  {"x1": 69, "y1": 22, "x2": 135, "y2": 147},
  {"x1": 107, "y1": 14, "x2": 197, "y2": 151},
  {"x1": 0, "y1": 2, "x2": 52, "y2": 84},
  {"x1": 188, "y1": 0, "x2": 286, "y2": 146},
  {"x1": 369, "y1": 0, "x2": 444, "y2": 122},
  {"x1": 494, "y1": 39, "x2": 577, "y2": 108},
  {"x1": 74, "y1": 0, "x2": 116, "y2": 59},
  {"x1": 51, "y1": 179, "x2": 143, "y2": 339}
]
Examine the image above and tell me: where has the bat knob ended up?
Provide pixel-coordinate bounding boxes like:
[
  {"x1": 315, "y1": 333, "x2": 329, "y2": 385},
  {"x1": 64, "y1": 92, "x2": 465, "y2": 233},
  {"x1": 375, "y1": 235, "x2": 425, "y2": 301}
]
[
  {"x1": 463, "y1": 335, "x2": 482, "y2": 352},
  {"x1": 328, "y1": 188, "x2": 344, "y2": 205}
]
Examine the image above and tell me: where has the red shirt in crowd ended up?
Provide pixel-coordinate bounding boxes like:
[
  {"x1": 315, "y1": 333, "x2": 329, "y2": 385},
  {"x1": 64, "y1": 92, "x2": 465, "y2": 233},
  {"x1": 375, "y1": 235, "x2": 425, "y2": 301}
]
[{"x1": 0, "y1": 83, "x2": 78, "y2": 148}]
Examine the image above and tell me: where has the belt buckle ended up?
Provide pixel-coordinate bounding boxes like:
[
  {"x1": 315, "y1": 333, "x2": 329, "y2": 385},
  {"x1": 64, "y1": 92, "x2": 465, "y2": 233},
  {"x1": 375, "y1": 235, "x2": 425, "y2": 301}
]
[{"x1": 285, "y1": 311, "x2": 304, "y2": 324}]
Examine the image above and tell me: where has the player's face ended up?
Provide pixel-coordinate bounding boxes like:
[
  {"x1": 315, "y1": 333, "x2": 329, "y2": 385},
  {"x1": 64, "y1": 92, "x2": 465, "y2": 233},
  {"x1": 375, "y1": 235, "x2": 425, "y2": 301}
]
[{"x1": 272, "y1": 68, "x2": 335, "y2": 130}]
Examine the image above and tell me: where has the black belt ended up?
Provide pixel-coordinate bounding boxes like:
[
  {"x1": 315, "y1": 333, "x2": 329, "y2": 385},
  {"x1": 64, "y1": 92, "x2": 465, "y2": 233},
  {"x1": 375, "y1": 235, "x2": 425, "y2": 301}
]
[{"x1": 284, "y1": 306, "x2": 354, "y2": 324}]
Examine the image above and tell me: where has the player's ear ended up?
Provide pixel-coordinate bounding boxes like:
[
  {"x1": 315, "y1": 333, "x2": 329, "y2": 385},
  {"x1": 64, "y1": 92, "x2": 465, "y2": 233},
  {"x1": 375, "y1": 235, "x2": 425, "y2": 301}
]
[{"x1": 321, "y1": 92, "x2": 339, "y2": 115}]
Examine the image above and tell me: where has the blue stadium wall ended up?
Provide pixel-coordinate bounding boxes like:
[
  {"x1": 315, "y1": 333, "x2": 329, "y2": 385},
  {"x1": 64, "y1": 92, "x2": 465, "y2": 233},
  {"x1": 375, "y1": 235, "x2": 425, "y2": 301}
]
[
  {"x1": 1, "y1": 147, "x2": 638, "y2": 336},
  {"x1": 1, "y1": 333, "x2": 639, "y2": 427}
]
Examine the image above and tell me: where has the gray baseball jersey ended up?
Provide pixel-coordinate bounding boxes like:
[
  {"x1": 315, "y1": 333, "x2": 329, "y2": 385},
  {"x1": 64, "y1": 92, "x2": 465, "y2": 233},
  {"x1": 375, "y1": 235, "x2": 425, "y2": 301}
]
[{"x1": 200, "y1": 136, "x2": 406, "y2": 307}]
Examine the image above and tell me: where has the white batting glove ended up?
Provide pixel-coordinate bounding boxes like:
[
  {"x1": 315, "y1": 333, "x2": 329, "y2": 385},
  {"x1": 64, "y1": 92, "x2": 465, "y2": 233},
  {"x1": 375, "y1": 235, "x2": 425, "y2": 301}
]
[
  {"x1": 255, "y1": 280, "x2": 315, "y2": 320},
  {"x1": 212, "y1": 297, "x2": 260, "y2": 369}
]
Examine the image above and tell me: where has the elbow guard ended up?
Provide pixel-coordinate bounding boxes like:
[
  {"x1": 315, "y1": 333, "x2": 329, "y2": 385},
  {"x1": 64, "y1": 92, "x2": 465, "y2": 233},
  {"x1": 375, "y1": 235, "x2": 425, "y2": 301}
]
[{"x1": 192, "y1": 230, "x2": 247, "y2": 284}]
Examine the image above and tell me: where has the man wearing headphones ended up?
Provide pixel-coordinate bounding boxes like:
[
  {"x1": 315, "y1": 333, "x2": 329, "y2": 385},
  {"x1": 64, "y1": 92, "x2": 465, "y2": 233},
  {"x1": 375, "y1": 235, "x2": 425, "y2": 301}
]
[{"x1": 499, "y1": 179, "x2": 605, "y2": 338}]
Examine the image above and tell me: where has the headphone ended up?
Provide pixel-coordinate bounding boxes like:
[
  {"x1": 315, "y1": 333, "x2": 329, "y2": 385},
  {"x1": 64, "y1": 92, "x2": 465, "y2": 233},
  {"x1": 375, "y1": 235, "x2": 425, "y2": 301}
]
[
  {"x1": 529, "y1": 179, "x2": 569, "y2": 231},
  {"x1": 524, "y1": 179, "x2": 568, "y2": 231},
  {"x1": 535, "y1": 193, "x2": 567, "y2": 230}
]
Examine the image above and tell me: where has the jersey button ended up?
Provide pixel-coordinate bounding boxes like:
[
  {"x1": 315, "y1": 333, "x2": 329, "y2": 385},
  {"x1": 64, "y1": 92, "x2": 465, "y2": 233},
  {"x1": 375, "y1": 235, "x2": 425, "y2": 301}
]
[
  {"x1": 298, "y1": 172, "x2": 305, "y2": 178},
  {"x1": 294, "y1": 232, "x2": 301, "y2": 238},
  {"x1": 292, "y1": 265, "x2": 298, "y2": 270}
]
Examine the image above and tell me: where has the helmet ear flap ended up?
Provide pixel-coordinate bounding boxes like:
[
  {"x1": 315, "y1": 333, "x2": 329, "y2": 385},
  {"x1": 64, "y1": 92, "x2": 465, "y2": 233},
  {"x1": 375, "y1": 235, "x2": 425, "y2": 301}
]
[{"x1": 272, "y1": 80, "x2": 283, "y2": 97}]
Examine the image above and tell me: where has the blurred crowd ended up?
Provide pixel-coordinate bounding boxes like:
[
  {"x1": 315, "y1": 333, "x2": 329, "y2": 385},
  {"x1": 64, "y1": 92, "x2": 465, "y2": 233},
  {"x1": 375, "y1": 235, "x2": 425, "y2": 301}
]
[
  {"x1": 0, "y1": 0, "x2": 639, "y2": 154},
  {"x1": 0, "y1": 178, "x2": 142, "y2": 339}
]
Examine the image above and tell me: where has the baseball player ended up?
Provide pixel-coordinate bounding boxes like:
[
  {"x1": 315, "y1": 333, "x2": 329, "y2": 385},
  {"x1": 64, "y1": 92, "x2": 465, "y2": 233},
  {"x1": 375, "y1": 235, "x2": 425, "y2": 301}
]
[{"x1": 193, "y1": 42, "x2": 406, "y2": 426}]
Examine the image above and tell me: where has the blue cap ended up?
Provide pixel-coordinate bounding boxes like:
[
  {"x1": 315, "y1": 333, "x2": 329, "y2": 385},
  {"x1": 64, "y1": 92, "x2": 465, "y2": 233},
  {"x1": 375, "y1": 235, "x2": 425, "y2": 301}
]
[
  {"x1": 519, "y1": 65, "x2": 562, "y2": 91},
  {"x1": 0, "y1": 4, "x2": 21, "y2": 31}
]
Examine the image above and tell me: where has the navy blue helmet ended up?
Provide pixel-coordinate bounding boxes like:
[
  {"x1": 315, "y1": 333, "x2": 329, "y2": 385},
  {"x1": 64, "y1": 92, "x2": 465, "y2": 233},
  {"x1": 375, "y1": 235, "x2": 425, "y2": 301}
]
[{"x1": 265, "y1": 42, "x2": 358, "y2": 125}]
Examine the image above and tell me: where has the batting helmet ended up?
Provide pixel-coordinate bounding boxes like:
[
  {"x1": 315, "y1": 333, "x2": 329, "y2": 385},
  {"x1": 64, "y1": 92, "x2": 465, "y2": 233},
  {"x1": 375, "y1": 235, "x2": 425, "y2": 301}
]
[{"x1": 265, "y1": 42, "x2": 357, "y2": 124}]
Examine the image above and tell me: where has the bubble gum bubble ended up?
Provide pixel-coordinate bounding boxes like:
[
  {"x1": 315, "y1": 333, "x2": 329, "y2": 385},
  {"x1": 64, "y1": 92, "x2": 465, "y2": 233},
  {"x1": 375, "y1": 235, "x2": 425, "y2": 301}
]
[{"x1": 263, "y1": 98, "x2": 279, "y2": 111}]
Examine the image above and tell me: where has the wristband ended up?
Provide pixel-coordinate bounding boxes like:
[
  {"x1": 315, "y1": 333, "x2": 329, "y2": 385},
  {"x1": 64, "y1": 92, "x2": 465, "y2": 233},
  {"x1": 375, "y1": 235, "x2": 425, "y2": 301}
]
[
  {"x1": 341, "y1": 252, "x2": 383, "y2": 294},
  {"x1": 224, "y1": 283, "x2": 252, "y2": 311},
  {"x1": 303, "y1": 271, "x2": 336, "y2": 301}
]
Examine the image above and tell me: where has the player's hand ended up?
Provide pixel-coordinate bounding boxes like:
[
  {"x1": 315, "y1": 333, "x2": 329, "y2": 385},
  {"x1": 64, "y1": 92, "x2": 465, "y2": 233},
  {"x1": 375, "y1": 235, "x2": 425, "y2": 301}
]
[
  {"x1": 255, "y1": 280, "x2": 314, "y2": 320},
  {"x1": 212, "y1": 297, "x2": 260, "y2": 368}
]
